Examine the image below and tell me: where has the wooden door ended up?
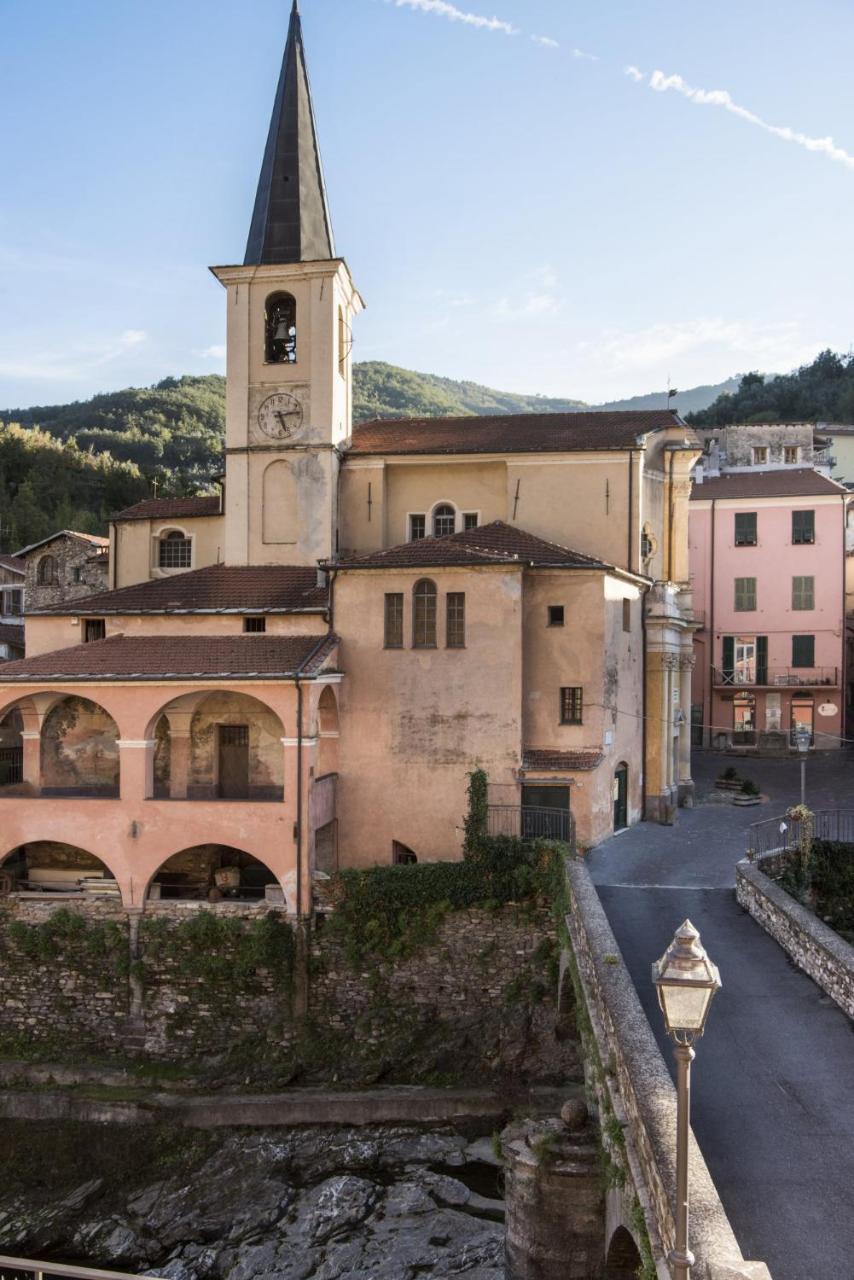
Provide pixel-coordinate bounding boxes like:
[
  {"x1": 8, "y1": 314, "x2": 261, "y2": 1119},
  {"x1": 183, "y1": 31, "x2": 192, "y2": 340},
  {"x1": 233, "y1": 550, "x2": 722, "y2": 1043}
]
[
  {"x1": 613, "y1": 766, "x2": 628, "y2": 832},
  {"x1": 218, "y1": 725, "x2": 249, "y2": 799}
]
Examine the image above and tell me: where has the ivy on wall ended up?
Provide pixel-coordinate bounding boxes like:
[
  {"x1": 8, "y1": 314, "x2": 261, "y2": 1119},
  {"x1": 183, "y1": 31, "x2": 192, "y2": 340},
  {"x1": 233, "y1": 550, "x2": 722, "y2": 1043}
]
[
  {"x1": 140, "y1": 912, "x2": 295, "y2": 984},
  {"x1": 4, "y1": 908, "x2": 129, "y2": 974}
]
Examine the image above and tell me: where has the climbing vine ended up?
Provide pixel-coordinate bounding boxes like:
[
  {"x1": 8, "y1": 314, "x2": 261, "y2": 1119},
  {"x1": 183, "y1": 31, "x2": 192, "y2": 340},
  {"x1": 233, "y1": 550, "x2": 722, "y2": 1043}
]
[
  {"x1": 3, "y1": 908, "x2": 129, "y2": 975},
  {"x1": 140, "y1": 911, "x2": 295, "y2": 984}
]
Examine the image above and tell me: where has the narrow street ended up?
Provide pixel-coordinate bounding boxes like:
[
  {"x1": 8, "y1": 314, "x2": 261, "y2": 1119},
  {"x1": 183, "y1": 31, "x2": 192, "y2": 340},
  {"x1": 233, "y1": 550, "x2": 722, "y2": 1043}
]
[{"x1": 587, "y1": 751, "x2": 854, "y2": 1280}]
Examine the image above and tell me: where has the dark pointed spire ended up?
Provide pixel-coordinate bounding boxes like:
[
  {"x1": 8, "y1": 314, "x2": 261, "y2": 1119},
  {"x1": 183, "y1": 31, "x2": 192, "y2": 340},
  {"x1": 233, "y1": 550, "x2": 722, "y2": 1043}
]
[{"x1": 244, "y1": 1, "x2": 335, "y2": 266}]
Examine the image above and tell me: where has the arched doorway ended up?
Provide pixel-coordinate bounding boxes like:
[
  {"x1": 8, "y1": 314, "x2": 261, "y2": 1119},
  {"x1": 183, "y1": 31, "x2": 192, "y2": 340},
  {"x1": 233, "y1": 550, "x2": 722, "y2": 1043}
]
[
  {"x1": 613, "y1": 764, "x2": 628, "y2": 832},
  {"x1": 0, "y1": 708, "x2": 23, "y2": 788},
  {"x1": 149, "y1": 692, "x2": 285, "y2": 802},
  {"x1": 146, "y1": 845, "x2": 279, "y2": 904},
  {"x1": 40, "y1": 697, "x2": 120, "y2": 797},
  {"x1": 0, "y1": 842, "x2": 119, "y2": 898},
  {"x1": 604, "y1": 1226, "x2": 644, "y2": 1279},
  {"x1": 317, "y1": 686, "x2": 340, "y2": 776}
]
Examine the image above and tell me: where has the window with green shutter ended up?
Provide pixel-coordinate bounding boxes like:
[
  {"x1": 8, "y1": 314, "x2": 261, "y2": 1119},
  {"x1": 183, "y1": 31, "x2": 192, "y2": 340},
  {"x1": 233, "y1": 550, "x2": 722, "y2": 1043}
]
[
  {"x1": 735, "y1": 512, "x2": 757, "y2": 546},
  {"x1": 792, "y1": 635, "x2": 815, "y2": 668},
  {"x1": 756, "y1": 635, "x2": 768, "y2": 684},
  {"x1": 734, "y1": 577, "x2": 757, "y2": 611},
  {"x1": 792, "y1": 576, "x2": 815, "y2": 610},
  {"x1": 792, "y1": 510, "x2": 815, "y2": 545}
]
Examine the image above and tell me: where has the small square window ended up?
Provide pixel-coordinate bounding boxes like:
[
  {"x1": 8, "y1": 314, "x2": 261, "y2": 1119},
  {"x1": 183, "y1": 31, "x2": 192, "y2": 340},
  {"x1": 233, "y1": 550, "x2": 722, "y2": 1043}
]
[
  {"x1": 784, "y1": 446, "x2": 799, "y2": 465},
  {"x1": 560, "y1": 687, "x2": 583, "y2": 725},
  {"x1": 622, "y1": 599, "x2": 631, "y2": 633},
  {"x1": 752, "y1": 447, "x2": 768, "y2": 466},
  {"x1": 84, "y1": 619, "x2": 106, "y2": 643},
  {"x1": 243, "y1": 617, "x2": 266, "y2": 633},
  {"x1": 409, "y1": 515, "x2": 426, "y2": 542},
  {"x1": 463, "y1": 513, "x2": 479, "y2": 531},
  {"x1": 735, "y1": 512, "x2": 757, "y2": 546},
  {"x1": 72, "y1": 567, "x2": 83, "y2": 584},
  {"x1": 548, "y1": 606, "x2": 565, "y2": 627}
]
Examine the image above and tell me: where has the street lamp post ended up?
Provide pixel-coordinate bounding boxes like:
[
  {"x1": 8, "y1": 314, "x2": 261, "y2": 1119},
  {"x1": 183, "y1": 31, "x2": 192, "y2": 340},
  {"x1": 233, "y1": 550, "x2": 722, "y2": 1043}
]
[
  {"x1": 652, "y1": 921, "x2": 722, "y2": 1280},
  {"x1": 795, "y1": 724, "x2": 811, "y2": 807}
]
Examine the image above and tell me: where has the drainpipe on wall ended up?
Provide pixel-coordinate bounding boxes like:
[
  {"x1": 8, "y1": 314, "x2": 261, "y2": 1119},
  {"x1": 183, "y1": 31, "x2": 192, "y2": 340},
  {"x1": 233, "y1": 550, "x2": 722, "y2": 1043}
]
[
  {"x1": 667, "y1": 448, "x2": 677, "y2": 583},
  {"x1": 707, "y1": 499, "x2": 716, "y2": 749},
  {"x1": 641, "y1": 582, "x2": 649, "y2": 817},
  {"x1": 627, "y1": 450, "x2": 635, "y2": 571}
]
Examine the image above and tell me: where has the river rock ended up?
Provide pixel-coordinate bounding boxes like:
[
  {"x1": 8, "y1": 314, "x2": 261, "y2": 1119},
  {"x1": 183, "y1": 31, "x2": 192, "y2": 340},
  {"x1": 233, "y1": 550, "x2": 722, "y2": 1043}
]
[{"x1": 302, "y1": 1176, "x2": 379, "y2": 1244}]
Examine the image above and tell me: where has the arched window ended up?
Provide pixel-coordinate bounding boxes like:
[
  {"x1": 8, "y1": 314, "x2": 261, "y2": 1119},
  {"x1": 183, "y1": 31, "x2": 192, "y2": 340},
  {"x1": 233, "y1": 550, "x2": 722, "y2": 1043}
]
[
  {"x1": 158, "y1": 530, "x2": 192, "y2": 570},
  {"x1": 433, "y1": 504, "x2": 456, "y2": 538},
  {"x1": 413, "y1": 579, "x2": 437, "y2": 649},
  {"x1": 265, "y1": 292, "x2": 297, "y2": 364},
  {"x1": 37, "y1": 555, "x2": 58, "y2": 586}
]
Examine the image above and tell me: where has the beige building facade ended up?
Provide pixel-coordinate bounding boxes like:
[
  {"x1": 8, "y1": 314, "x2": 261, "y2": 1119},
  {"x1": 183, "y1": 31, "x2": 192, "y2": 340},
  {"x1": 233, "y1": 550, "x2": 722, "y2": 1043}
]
[{"x1": 0, "y1": 3, "x2": 700, "y2": 914}]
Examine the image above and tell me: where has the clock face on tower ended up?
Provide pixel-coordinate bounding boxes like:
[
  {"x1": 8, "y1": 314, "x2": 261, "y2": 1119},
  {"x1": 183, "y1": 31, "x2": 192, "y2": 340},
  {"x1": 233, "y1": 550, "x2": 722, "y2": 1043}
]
[{"x1": 257, "y1": 392, "x2": 304, "y2": 440}]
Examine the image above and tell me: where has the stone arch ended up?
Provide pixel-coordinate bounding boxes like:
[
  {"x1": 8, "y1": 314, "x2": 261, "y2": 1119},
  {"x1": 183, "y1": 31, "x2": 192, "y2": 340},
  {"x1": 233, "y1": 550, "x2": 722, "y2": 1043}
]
[
  {"x1": 604, "y1": 1225, "x2": 643, "y2": 1279},
  {"x1": 430, "y1": 501, "x2": 458, "y2": 538},
  {"x1": 156, "y1": 526, "x2": 193, "y2": 572},
  {"x1": 146, "y1": 690, "x2": 285, "y2": 801},
  {"x1": 316, "y1": 686, "x2": 339, "y2": 777},
  {"x1": 262, "y1": 460, "x2": 299, "y2": 545},
  {"x1": 0, "y1": 841, "x2": 119, "y2": 898},
  {"x1": 40, "y1": 696, "x2": 120, "y2": 797},
  {"x1": 265, "y1": 291, "x2": 297, "y2": 364},
  {"x1": 555, "y1": 950, "x2": 577, "y2": 1042},
  {"x1": 37, "y1": 553, "x2": 59, "y2": 586},
  {"x1": 145, "y1": 844, "x2": 281, "y2": 905}
]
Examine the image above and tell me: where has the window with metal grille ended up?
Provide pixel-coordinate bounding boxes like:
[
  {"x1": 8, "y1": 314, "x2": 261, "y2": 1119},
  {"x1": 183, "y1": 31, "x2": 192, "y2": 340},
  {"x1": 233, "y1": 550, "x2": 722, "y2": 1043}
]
[
  {"x1": 433, "y1": 505, "x2": 456, "y2": 538},
  {"x1": 220, "y1": 725, "x2": 249, "y2": 746},
  {"x1": 792, "y1": 575, "x2": 815, "y2": 610},
  {"x1": 734, "y1": 577, "x2": 757, "y2": 611},
  {"x1": 384, "y1": 593, "x2": 404, "y2": 648},
  {"x1": 84, "y1": 619, "x2": 106, "y2": 643},
  {"x1": 446, "y1": 593, "x2": 466, "y2": 648},
  {"x1": 548, "y1": 605, "x2": 565, "y2": 627},
  {"x1": 735, "y1": 512, "x2": 757, "y2": 546},
  {"x1": 560, "y1": 687, "x2": 583, "y2": 725},
  {"x1": 158, "y1": 531, "x2": 192, "y2": 569},
  {"x1": 409, "y1": 514, "x2": 426, "y2": 542},
  {"x1": 792, "y1": 635, "x2": 815, "y2": 668},
  {"x1": 792, "y1": 510, "x2": 815, "y2": 545},
  {"x1": 243, "y1": 617, "x2": 266, "y2": 633},
  {"x1": 413, "y1": 580, "x2": 437, "y2": 648},
  {"x1": 784, "y1": 446, "x2": 799, "y2": 464},
  {"x1": 622, "y1": 599, "x2": 631, "y2": 632},
  {"x1": 463, "y1": 513, "x2": 479, "y2": 531}
]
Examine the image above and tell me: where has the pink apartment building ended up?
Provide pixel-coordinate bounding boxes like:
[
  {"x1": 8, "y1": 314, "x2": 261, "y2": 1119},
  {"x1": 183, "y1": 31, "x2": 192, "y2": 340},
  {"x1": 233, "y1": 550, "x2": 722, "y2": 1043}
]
[{"x1": 690, "y1": 470, "x2": 848, "y2": 751}]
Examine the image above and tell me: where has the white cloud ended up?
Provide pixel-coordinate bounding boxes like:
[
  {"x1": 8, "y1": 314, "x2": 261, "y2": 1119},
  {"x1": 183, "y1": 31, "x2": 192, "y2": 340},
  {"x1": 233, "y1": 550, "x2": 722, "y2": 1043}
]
[
  {"x1": 199, "y1": 344, "x2": 227, "y2": 361},
  {"x1": 633, "y1": 68, "x2": 854, "y2": 172},
  {"x1": 531, "y1": 35, "x2": 559, "y2": 48},
  {"x1": 577, "y1": 317, "x2": 812, "y2": 373},
  {"x1": 571, "y1": 48, "x2": 598, "y2": 62},
  {"x1": 624, "y1": 65, "x2": 644, "y2": 82},
  {"x1": 0, "y1": 329, "x2": 148, "y2": 383},
  {"x1": 388, "y1": 0, "x2": 517, "y2": 35}
]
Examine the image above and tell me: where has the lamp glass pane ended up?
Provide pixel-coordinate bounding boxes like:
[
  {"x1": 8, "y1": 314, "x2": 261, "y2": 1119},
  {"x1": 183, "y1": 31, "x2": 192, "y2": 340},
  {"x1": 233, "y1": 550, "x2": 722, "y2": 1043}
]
[{"x1": 660, "y1": 983, "x2": 711, "y2": 1032}]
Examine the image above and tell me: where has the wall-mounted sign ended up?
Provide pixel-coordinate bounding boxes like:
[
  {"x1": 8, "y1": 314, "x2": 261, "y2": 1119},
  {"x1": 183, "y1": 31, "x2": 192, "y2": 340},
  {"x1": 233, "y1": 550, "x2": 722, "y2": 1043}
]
[{"x1": 818, "y1": 703, "x2": 838, "y2": 717}]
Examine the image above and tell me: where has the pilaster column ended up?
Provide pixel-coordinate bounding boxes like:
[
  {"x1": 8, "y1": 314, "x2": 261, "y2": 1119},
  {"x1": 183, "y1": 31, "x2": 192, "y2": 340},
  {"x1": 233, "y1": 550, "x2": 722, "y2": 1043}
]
[
  {"x1": 118, "y1": 740, "x2": 156, "y2": 802},
  {"x1": 282, "y1": 735, "x2": 318, "y2": 916},
  {"x1": 678, "y1": 655, "x2": 696, "y2": 807},
  {"x1": 20, "y1": 731, "x2": 41, "y2": 794},
  {"x1": 169, "y1": 731, "x2": 191, "y2": 800}
]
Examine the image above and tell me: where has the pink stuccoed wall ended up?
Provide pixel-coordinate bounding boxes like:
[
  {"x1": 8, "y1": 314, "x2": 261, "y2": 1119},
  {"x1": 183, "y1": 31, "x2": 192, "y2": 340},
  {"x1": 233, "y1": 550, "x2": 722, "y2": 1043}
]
[{"x1": 690, "y1": 493, "x2": 845, "y2": 747}]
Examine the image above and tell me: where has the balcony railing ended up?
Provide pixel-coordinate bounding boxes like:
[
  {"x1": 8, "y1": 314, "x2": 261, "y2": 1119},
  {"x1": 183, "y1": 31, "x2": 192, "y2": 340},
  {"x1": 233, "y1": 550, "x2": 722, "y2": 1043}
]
[
  {"x1": 0, "y1": 747, "x2": 22, "y2": 787},
  {"x1": 487, "y1": 804, "x2": 576, "y2": 850},
  {"x1": 746, "y1": 810, "x2": 854, "y2": 861},
  {"x1": 0, "y1": 1254, "x2": 161, "y2": 1279},
  {"x1": 714, "y1": 667, "x2": 839, "y2": 688}
]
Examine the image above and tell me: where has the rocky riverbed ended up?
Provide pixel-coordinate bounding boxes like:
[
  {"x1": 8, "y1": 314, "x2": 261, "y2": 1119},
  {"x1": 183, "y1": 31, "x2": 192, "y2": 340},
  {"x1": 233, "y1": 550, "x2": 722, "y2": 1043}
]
[{"x1": 0, "y1": 1122, "x2": 509, "y2": 1279}]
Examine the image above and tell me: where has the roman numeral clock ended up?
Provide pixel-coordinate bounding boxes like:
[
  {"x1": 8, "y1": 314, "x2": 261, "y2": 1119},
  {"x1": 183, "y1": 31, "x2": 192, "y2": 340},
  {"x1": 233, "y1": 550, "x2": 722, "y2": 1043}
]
[{"x1": 257, "y1": 391, "x2": 304, "y2": 441}]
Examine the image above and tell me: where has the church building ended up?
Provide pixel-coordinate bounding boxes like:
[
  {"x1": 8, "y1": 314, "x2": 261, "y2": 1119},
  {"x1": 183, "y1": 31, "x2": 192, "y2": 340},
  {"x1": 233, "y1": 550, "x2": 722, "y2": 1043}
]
[{"x1": 0, "y1": 3, "x2": 700, "y2": 914}]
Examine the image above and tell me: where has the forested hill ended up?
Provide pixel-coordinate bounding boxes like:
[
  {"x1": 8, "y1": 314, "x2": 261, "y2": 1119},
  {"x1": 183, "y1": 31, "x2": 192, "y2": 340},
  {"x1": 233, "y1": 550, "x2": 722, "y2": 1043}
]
[{"x1": 687, "y1": 350, "x2": 854, "y2": 426}]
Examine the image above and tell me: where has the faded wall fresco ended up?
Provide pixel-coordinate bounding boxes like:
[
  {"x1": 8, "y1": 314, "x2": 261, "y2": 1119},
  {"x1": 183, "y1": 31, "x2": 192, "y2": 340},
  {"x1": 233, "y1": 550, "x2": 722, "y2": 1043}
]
[
  {"x1": 40, "y1": 698, "x2": 119, "y2": 795},
  {"x1": 188, "y1": 693, "x2": 284, "y2": 800}
]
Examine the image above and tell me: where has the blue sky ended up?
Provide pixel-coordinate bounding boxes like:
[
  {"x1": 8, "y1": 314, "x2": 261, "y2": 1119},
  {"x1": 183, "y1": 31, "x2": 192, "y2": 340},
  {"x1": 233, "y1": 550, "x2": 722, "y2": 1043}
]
[{"x1": 2, "y1": 0, "x2": 854, "y2": 408}]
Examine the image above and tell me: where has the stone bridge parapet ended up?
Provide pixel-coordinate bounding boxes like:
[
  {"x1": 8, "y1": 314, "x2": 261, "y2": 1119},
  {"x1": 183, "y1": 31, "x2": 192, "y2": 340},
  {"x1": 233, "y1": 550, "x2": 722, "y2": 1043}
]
[{"x1": 563, "y1": 857, "x2": 772, "y2": 1280}]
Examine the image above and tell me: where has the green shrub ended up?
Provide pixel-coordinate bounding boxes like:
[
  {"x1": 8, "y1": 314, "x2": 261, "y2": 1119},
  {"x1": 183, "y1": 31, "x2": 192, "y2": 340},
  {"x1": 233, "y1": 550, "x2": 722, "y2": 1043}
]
[{"x1": 741, "y1": 779, "x2": 760, "y2": 796}]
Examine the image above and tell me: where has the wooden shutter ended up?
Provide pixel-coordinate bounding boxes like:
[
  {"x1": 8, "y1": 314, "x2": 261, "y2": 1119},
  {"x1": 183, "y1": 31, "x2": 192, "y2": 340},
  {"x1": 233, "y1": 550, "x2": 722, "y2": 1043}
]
[
  {"x1": 756, "y1": 636, "x2": 768, "y2": 685},
  {"x1": 722, "y1": 636, "x2": 735, "y2": 682}
]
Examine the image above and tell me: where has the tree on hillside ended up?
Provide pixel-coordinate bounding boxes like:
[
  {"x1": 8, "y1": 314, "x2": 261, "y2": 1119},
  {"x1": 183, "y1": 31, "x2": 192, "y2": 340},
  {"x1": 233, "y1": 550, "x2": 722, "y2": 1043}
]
[{"x1": 688, "y1": 350, "x2": 854, "y2": 426}]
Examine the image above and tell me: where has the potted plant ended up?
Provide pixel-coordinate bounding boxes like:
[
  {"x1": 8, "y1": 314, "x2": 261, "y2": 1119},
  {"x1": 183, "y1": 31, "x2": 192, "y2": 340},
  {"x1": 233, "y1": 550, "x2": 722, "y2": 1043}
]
[
  {"x1": 734, "y1": 779, "x2": 762, "y2": 807},
  {"x1": 716, "y1": 766, "x2": 742, "y2": 792}
]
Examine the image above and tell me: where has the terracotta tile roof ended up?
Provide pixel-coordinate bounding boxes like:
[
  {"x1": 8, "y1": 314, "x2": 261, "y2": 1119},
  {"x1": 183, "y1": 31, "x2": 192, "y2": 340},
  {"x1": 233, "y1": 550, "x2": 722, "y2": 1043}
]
[
  {"x1": 331, "y1": 521, "x2": 616, "y2": 572},
  {"x1": 15, "y1": 531, "x2": 109, "y2": 558},
  {"x1": 30, "y1": 565, "x2": 329, "y2": 617},
  {"x1": 112, "y1": 496, "x2": 222, "y2": 521},
  {"x1": 523, "y1": 749, "x2": 605, "y2": 772},
  {"x1": 0, "y1": 633, "x2": 337, "y2": 682},
  {"x1": 347, "y1": 410, "x2": 690, "y2": 457},
  {"x1": 0, "y1": 555, "x2": 25, "y2": 575},
  {"x1": 0, "y1": 623, "x2": 24, "y2": 650},
  {"x1": 691, "y1": 470, "x2": 848, "y2": 501}
]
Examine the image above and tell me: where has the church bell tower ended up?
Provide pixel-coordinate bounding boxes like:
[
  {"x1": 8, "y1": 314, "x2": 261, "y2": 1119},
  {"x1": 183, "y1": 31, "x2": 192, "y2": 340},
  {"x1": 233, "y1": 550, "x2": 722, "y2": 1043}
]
[{"x1": 212, "y1": 0, "x2": 364, "y2": 567}]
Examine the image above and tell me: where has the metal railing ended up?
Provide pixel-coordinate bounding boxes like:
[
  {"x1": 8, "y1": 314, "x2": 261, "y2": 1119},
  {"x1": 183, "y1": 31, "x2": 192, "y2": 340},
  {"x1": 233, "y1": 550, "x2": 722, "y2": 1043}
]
[
  {"x1": 487, "y1": 804, "x2": 576, "y2": 848},
  {"x1": 0, "y1": 747, "x2": 22, "y2": 786},
  {"x1": 746, "y1": 810, "x2": 854, "y2": 860},
  {"x1": 714, "y1": 667, "x2": 839, "y2": 687},
  {"x1": 0, "y1": 1257, "x2": 162, "y2": 1280}
]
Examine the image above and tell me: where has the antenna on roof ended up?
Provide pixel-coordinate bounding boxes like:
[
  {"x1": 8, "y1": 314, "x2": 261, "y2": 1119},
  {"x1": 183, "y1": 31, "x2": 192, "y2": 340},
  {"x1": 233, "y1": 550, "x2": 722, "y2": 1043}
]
[{"x1": 666, "y1": 376, "x2": 678, "y2": 410}]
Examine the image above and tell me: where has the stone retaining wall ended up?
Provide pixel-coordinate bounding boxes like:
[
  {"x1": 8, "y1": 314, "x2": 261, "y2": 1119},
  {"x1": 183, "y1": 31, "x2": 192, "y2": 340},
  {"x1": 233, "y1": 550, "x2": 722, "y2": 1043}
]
[
  {"x1": 563, "y1": 857, "x2": 772, "y2": 1280},
  {"x1": 736, "y1": 857, "x2": 854, "y2": 1019}
]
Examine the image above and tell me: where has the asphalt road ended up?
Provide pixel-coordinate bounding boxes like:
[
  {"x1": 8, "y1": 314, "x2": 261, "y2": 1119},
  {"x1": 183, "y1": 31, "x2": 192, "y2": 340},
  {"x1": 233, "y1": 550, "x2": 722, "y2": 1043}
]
[{"x1": 588, "y1": 751, "x2": 854, "y2": 1280}]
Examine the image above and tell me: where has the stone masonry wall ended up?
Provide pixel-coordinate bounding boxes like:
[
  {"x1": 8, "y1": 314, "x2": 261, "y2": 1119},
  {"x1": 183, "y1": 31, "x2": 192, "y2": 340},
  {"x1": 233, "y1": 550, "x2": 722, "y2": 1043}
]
[
  {"x1": 736, "y1": 856, "x2": 854, "y2": 1019},
  {"x1": 0, "y1": 897, "x2": 563, "y2": 1076},
  {"x1": 24, "y1": 535, "x2": 108, "y2": 610}
]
